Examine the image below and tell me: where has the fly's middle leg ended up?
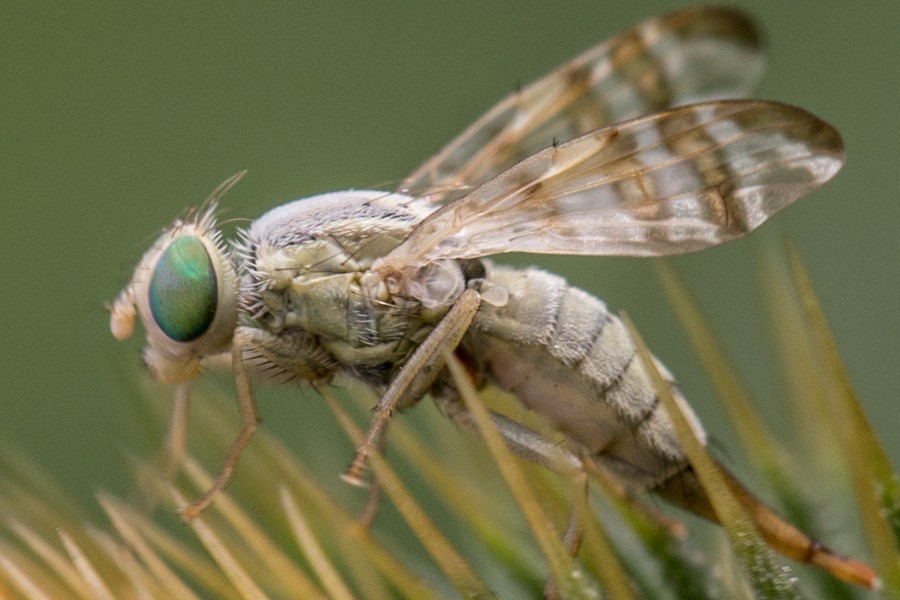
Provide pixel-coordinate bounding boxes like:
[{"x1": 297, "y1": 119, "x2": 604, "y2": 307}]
[{"x1": 342, "y1": 288, "x2": 483, "y2": 486}]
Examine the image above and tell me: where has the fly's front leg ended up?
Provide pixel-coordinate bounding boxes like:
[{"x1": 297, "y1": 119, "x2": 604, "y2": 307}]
[
  {"x1": 165, "y1": 383, "x2": 191, "y2": 474},
  {"x1": 133, "y1": 382, "x2": 191, "y2": 514},
  {"x1": 179, "y1": 339, "x2": 259, "y2": 520},
  {"x1": 342, "y1": 288, "x2": 483, "y2": 486}
]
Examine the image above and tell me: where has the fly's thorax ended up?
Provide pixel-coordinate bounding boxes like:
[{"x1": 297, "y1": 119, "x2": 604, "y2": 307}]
[
  {"x1": 369, "y1": 258, "x2": 469, "y2": 314},
  {"x1": 249, "y1": 257, "x2": 464, "y2": 383},
  {"x1": 233, "y1": 190, "x2": 470, "y2": 384},
  {"x1": 236, "y1": 190, "x2": 432, "y2": 319},
  {"x1": 110, "y1": 208, "x2": 239, "y2": 384}
]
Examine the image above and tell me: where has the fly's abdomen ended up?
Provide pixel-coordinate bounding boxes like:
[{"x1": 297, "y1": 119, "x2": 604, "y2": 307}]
[{"x1": 464, "y1": 262, "x2": 705, "y2": 490}]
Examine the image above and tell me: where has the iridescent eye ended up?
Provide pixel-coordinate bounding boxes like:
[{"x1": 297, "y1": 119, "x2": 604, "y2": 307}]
[{"x1": 148, "y1": 235, "x2": 218, "y2": 342}]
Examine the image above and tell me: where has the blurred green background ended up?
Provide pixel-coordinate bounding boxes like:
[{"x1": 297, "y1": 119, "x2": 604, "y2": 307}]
[{"x1": 2, "y1": 1, "x2": 898, "y2": 514}]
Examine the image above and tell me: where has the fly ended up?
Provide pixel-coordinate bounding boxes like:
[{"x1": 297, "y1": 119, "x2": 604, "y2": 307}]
[{"x1": 110, "y1": 6, "x2": 876, "y2": 588}]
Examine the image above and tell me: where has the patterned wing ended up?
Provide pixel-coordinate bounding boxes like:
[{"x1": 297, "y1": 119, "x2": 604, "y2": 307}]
[
  {"x1": 399, "y1": 6, "x2": 764, "y2": 203},
  {"x1": 379, "y1": 101, "x2": 843, "y2": 272}
]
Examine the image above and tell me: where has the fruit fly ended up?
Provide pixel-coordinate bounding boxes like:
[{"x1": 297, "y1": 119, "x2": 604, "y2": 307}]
[{"x1": 110, "y1": 6, "x2": 876, "y2": 588}]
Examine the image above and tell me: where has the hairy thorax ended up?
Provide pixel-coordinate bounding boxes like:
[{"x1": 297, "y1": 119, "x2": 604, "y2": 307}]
[{"x1": 235, "y1": 191, "x2": 461, "y2": 385}]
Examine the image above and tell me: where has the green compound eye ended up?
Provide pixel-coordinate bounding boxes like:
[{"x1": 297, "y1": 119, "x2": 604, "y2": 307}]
[{"x1": 149, "y1": 236, "x2": 218, "y2": 342}]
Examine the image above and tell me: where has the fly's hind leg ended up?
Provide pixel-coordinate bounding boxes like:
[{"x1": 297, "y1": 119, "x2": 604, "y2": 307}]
[
  {"x1": 432, "y1": 385, "x2": 587, "y2": 555},
  {"x1": 434, "y1": 388, "x2": 584, "y2": 476},
  {"x1": 433, "y1": 380, "x2": 684, "y2": 554},
  {"x1": 342, "y1": 288, "x2": 483, "y2": 486}
]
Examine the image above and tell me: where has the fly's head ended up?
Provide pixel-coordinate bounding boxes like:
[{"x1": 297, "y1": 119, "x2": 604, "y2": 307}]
[{"x1": 110, "y1": 204, "x2": 238, "y2": 384}]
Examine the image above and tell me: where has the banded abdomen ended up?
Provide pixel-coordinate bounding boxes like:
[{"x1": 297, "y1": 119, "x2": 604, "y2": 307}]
[
  {"x1": 461, "y1": 261, "x2": 701, "y2": 492},
  {"x1": 459, "y1": 262, "x2": 874, "y2": 586}
]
